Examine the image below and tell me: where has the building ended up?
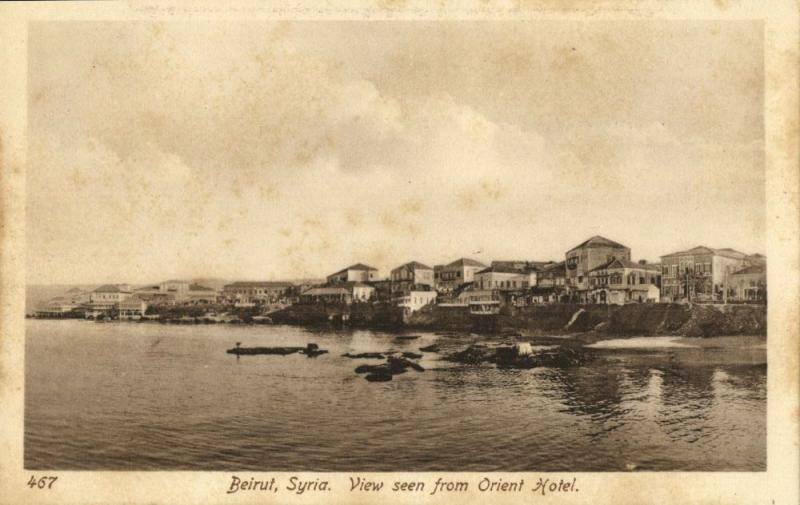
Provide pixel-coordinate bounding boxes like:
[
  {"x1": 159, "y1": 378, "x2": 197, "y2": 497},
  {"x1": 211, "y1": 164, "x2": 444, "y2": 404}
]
[
  {"x1": 527, "y1": 287, "x2": 562, "y2": 304},
  {"x1": 491, "y1": 260, "x2": 555, "y2": 271},
  {"x1": 565, "y1": 236, "x2": 631, "y2": 300},
  {"x1": 300, "y1": 283, "x2": 375, "y2": 304},
  {"x1": 326, "y1": 263, "x2": 379, "y2": 284},
  {"x1": 536, "y1": 261, "x2": 567, "y2": 289},
  {"x1": 222, "y1": 281, "x2": 293, "y2": 303},
  {"x1": 435, "y1": 258, "x2": 487, "y2": 293},
  {"x1": 660, "y1": 246, "x2": 753, "y2": 302},
  {"x1": 390, "y1": 261, "x2": 435, "y2": 293},
  {"x1": 34, "y1": 297, "x2": 79, "y2": 318},
  {"x1": 134, "y1": 285, "x2": 175, "y2": 304},
  {"x1": 728, "y1": 264, "x2": 767, "y2": 302},
  {"x1": 473, "y1": 265, "x2": 536, "y2": 291},
  {"x1": 456, "y1": 288, "x2": 498, "y2": 305},
  {"x1": 185, "y1": 284, "x2": 218, "y2": 303},
  {"x1": 90, "y1": 284, "x2": 133, "y2": 307},
  {"x1": 587, "y1": 258, "x2": 661, "y2": 304},
  {"x1": 158, "y1": 280, "x2": 191, "y2": 301},
  {"x1": 394, "y1": 290, "x2": 437, "y2": 313},
  {"x1": 119, "y1": 296, "x2": 148, "y2": 320},
  {"x1": 300, "y1": 287, "x2": 351, "y2": 304}
]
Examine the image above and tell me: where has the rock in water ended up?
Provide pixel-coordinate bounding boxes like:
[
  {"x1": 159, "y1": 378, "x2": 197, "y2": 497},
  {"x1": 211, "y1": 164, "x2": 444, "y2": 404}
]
[
  {"x1": 388, "y1": 356, "x2": 424, "y2": 372},
  {"x1": 342, "y1": 352, "x2": 386, "y2": 359},
  {"x1": 419, "y1": 344, "x2": 440, "y2": 352},
  {"x1": 444, "y1": 345, "x2": 495, "y2": 364},
  {"x1": 401, "y1": 351, "x2": 423, "y2": 359},
  {"x1": 395, "y1": 335, "x2": 420, "y2": 340},
  {"x1": 365, "y1": 371, "x2": 392, "y2": 382}
]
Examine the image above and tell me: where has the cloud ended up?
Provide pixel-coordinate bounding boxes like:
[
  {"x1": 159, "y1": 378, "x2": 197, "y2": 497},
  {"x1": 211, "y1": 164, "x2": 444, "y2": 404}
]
[{"x1": 26, "y1": 21, "x2": 766, "y2": 283}]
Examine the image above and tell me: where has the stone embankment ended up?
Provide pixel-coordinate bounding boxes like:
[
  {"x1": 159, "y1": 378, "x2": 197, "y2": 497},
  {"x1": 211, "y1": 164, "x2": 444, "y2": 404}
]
[{"x1": 269, "y1": 302, "x2": 766, "y2": 337}]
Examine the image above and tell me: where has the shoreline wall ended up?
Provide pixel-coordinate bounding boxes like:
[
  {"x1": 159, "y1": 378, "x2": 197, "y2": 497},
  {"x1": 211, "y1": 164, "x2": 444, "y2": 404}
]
[{"x1": 271, "y1": 302, "x2": 767, "y2": 337}]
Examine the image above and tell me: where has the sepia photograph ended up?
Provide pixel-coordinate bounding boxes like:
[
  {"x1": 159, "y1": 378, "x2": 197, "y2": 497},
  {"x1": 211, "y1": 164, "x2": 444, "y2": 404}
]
[
  {"x1": 22, "y1": 18, "x2": 769, "y2": 472},
  {"x1": 1, "y1": 1, "x2": 798, "y2": 504}
]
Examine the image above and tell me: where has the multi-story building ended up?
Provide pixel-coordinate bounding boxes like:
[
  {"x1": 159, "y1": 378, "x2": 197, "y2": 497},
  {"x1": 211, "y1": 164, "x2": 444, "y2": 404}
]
[
  {"x1": 390, "y1": 261, "x2": 434, "y2": 293},
  {"x1": 326, "y1": 263, "x2": 379, "y2": 284},
  {"x1": 90, "y1": 284, "x2": 133, "y2": 307},
  {"x1": 565, "y1": 236, "x2": 631, "y2": 301},
  {"x1": 473, "y1": 265, "x2": 536, "y2": 291},
  {"x1": 222, "y1": 281, "x2": 293, "y2": 303},
  {"x1": 300, "y1": 282, "x2": 375, "y2": 304},
  {"x1": 659, "y1": 246, "x2": 752, "y2": 302},
  {"x1": 34, "y1": 297, "x2": 79, "y2": 318},
  {"x1": 159, "y1": 280, "x2": 191, "y2": 301},
  {"x1": 588, "y1": 259, "x2": 661, "y2": 304},
  {"x1": 537, "y1": 261, "x2": 567, "y2": 289},
  {"x1": 728, "y1": 264, "x2": 766, "y2": 302},
  {"x1": 434, "y1": 258, "x2": 486, "y2": 293},
  {"x1": 119, "y1": 296, "x2": 148, "y2": 319},
  {"x1": 185, "y1": 284, "x2": 218, "y2": 303},
  {"x1": 394, "y1": 290, "x2": 437, "y2": 313},
  {"x1": 133, "y1": 285, "x2": 175, "y2": 304}
]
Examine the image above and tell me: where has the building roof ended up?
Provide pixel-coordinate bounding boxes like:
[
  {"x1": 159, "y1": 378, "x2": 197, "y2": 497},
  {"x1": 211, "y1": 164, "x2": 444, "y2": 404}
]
[
  {"x1": 94, "y1": 284, "x2": 125, "y2": 293},
  {"x1": 161, "y1": 279, "x2": 189, "y2": 284},
  {"x1": 303, "y1": 287, "x2": 351, "y2": 296},
  {"x1": 224, "y1": 281, "x2": 293, "y2": 289},
  {"x1": 567, "y1": 235, "x2": 629, "y2": 252},
  {"x1": 661, "y1": 246, "x2": 748, "y2": 260},
  {"x1": 445, "y1": 258, "x2": 486, "y2": 268},
  {"x1": 188, "y1": 283, "x2": 215, "y2": 291},
  {"x1": 731, "y1": 264, "x2": 766, "y2": 276},
  {"x1": 393, "y1": 261, "x2": 433, "y2": 271},
  {"x1": 541, "y1": 261, "x2": 567, "y2": 273},
  {"x1": 329, "y1": 263, "x2": 378, "y2": 277}
]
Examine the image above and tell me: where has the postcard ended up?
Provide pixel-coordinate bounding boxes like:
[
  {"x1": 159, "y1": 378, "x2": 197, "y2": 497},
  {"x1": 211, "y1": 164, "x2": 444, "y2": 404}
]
[{"x1": 0, "y1": 1, "x2": 797, "y2": 504}]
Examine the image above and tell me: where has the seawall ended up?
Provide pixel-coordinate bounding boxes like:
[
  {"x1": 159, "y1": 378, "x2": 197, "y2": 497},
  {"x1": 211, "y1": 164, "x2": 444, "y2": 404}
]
[{"x1": 270, "y1": 302, "x2": 767, "y2": 337}]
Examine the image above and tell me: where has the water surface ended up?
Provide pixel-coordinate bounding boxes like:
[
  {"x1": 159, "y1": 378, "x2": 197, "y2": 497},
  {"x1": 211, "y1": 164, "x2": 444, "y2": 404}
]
[{"x1": 25, "y1": 320, "x2": 766, "y2": 471}]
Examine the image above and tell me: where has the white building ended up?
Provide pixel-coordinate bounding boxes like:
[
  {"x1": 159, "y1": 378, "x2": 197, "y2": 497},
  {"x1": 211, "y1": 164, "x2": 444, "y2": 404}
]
[
  {"x1": 159, "y1": 280, "x2": 191, "y2": 301},
  {"x1": 473, "y1": 265, "x2": 535, "y2": 291},
  {"x1": 435, "y1": 258, "x2": 487, "y2": 293},
  {"x1": 119, "y1": 297, "x2": 148, "y2": 319},
  {"x1": 90, "y1": 284, "x2": 133, "y2": 307},
  {"x1": 326, "y1": 263, "x2": 379, "y2": 284},
  {"x1": 395, "y1": 290, "x2": 437, "y2": 312}
]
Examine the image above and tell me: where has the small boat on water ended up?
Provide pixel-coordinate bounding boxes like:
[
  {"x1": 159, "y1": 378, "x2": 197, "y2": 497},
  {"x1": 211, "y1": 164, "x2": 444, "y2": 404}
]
[{"x1": 226, "y1": 342, "x2": 328, "y2": 358}]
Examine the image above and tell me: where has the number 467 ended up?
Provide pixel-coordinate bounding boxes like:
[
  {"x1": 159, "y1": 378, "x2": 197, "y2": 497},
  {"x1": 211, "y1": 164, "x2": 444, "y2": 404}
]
[{"x1": 28, "y1": 476, "x2": 57, "y2": 489}]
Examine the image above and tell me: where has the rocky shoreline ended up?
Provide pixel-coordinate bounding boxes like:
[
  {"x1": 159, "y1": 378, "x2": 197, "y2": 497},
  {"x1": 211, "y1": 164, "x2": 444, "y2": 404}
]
[
  {"x1": 30, "y1": 302, "x2": 767, "y2": 339},
  {"x1": 269, "y1": 302, "x2": 767, "y2": 338}
]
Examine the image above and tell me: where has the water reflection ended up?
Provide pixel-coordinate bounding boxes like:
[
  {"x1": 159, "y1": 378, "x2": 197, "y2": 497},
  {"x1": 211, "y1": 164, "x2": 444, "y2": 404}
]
[{"x1": 25, "y1": 321, "x2": 765, "y2": 471}]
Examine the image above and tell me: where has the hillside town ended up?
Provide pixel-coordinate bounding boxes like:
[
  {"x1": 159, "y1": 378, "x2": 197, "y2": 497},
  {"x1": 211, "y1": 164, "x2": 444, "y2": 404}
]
[{"x1": 31, "y1": 235, "x2": 767, "y2": 321}]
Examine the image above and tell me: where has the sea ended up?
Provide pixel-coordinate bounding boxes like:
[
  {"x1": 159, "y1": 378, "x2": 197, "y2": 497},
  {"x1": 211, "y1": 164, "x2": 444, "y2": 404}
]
[{"x1": 25, "y1": 319, "x2": 766, "y2": 471}]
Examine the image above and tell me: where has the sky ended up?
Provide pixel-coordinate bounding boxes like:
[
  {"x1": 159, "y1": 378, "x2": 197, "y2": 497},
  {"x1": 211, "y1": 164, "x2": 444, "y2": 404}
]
[{"x1": 26, "y1": 20, "x2": 765, "y2": 284}]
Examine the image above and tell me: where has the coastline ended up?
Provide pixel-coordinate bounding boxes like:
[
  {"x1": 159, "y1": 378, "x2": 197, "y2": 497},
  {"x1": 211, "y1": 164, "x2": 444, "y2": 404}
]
[{"x1": 27, "y1": 302, "x2": 767, "y2": 341}]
